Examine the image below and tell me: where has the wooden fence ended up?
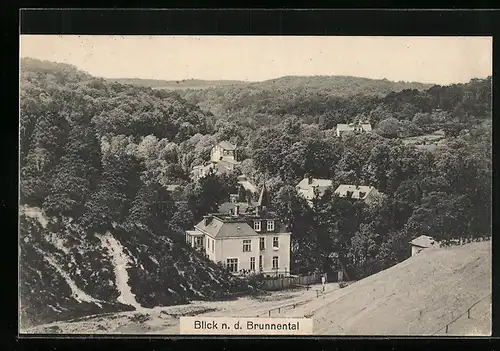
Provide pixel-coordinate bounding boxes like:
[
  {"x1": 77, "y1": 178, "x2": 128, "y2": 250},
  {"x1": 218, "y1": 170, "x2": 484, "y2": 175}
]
[
  {"x1": 432, "y1": 293, "x2": 492, "y2": 335},
  {"x1": 260, "y1": 272, "x2": 323, "y2": 291}
]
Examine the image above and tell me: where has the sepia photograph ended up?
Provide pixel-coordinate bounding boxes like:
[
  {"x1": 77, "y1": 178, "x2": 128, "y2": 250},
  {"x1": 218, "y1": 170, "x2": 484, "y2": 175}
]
[{"x1": 19, "y1": 35, "x2": 492, "y2": 336}]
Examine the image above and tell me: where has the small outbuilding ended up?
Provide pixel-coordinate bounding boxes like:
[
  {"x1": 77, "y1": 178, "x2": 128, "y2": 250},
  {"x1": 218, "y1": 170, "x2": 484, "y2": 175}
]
[{"x1": 409, "y1": 235, "x2": 438, "y2": 256}]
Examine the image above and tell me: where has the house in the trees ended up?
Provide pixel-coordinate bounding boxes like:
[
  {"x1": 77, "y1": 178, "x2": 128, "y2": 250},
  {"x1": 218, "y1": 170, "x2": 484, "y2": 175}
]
[
  {"x1": 185, "y1": 185, "x2": 292, "y2": 277},
  {"x1": 333, "y1": 184, "x2": 382, "y2": 205},
  {"x1": 409, "y1": 235, "x2": 439, "y2": 256},
  {"x1": 296, "y1": 176, "x2": 333, "y2": 205},
  {"x1": 192, "y1": 141, "x2": 241, "y2": 181},
  {"x1": 211, "y1": 140, "x2": 237, "y2": 163},
  {"x1": 335, "y1": 121, "x2": 372, "y2": 137}
]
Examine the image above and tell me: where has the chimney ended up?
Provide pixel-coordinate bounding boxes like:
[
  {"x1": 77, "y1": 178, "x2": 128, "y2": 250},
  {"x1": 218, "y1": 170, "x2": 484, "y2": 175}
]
[
  {"x1": 255, "y1": 205, "x2": 260, "y2": 217},
  {"x1": 203, "y1": 215, "x2": 212, "y2": 226}
]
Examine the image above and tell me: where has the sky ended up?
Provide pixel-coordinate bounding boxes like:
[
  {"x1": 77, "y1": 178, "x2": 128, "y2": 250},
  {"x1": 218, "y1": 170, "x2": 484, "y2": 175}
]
[{"x1": 20, "y1": 36, "x2": 492, "y2": 85}]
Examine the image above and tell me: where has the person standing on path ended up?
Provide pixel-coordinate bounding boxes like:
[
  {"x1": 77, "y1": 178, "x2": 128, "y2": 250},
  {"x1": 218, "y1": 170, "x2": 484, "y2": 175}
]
[{"x1": 321, "y1": 275, "x2": 326, "y2": 292}]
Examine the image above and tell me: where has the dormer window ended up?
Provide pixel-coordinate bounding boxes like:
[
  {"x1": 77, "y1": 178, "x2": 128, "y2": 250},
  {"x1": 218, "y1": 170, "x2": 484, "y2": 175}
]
[
  {"x1": 254, "y1": 221, "x2": 261, "y2": 232},
  {"x1": 359, "y1": 191, "x2": 366, "y2": 199},
  {"x1": 346, "y1": 191, "x2": 354, "y2": 198},
  {"x1": 267, "y1": 220, "x2": 275, "y2": 231}
]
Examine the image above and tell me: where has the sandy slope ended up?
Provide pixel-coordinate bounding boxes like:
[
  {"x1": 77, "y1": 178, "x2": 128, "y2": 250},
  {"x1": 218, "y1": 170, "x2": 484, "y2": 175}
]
[
  {"x1": 281, "y1": 240, "x2": 491, "y2": 335},
  {"x1": 24, "y1": 241, "x2": 491, "y2": 336}
]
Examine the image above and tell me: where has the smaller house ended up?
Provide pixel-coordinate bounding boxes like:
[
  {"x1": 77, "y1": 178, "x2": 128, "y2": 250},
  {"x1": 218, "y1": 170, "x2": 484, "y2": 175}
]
[
  {"x1": 333, "y1": 185, "x2": 381, "y2": 204},
  {"x1": 296, "y1": 176, "x2": 333, "y2": 205},
  {"x1": 335, "y1": 121, "x2": 372, "y2": 137},
  {"x1": 409, "y1": 235, "x2": 439, "y2": 256},
  {"x1": 192, "y1": 141, "x2": 241, "y2": 181},
  {"x1": 211, "y1": 140, "x2": 238, "y2": 164}
]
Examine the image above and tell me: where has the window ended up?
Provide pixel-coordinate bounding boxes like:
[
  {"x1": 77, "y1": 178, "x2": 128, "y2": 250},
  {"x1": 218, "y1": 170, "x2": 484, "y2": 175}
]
[
  {"x1": 273, "y1": 237, "x2": 279, "y2": 249},
  {"x1": 259, "y1": 255, "x2": 263, "y2": 271},
  {"x1": 259, "y1": 237, "x2": 265, "y2": 251},
  {"x1": 212, "y1": 239, "x2": 215, "y2": 253},
  {"x1": 267, "y1": 220, "x2": 275, "y2": 231},
  {"x1": 226, "y1": 258, "x2": 238, "y2": 273},
  {"x1": 207, "y1": 237, "x2": 210, "y2": 250},
  {"x1": 195, "y1": 237, "x2": 203, "y2": 248},
  {"x1": 359, "y1": 191, "x2": 366, "y2": 199},
  {"x1": 243, "y1": 240, "x2": 252, "y2": 252},
  {"x1": 272, "y1": 256, "x2": 279, "y2": 269},
  {"x1": 346, "y1": 191, "x2": 354, "y2": 198},
  {"x1": 254, "y1": 221, "x2": 261, "y2": 232},
  {"x1": 250, "y1": 257, "x2": 256, "y2": 271}
]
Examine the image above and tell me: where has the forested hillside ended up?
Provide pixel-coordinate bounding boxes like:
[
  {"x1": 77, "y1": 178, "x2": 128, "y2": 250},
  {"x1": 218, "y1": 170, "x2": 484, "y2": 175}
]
[
  {"x1": 19, "y1": 58, "x2": 249, "y2": 328},
  {"x1": 20, "y1": 58, "x2": 491, "y2": 327}
]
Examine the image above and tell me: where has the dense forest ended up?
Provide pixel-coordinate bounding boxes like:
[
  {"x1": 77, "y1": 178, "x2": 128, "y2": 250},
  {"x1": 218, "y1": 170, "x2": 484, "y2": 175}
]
[
  {"x1": 20, "y1": 58, "x2": 491, "y2": 325},
  {"x1": 19, "y1": 58, "x2": 249, "y2": 327}
]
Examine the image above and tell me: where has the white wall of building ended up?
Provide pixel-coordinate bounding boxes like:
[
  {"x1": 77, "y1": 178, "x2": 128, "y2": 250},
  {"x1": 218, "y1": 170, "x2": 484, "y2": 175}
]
[{"x1": 212, "y1": 233, "x2": 291, "y2": 275}]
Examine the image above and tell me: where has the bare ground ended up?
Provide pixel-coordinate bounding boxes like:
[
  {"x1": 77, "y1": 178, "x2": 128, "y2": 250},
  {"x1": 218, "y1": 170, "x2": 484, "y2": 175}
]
[{"x1": 23, "y1": 241, "x2": 491, "y2": 336}]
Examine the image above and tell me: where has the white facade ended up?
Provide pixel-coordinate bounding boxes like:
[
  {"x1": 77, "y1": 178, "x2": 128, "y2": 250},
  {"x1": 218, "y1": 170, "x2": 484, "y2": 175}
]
[
  {"x1": 335, "y1": 122, "x2": 372, "y2": 137},
  {"x1": 211, "y1": 143, "x2": 236, "y2": 163},
  {"x1": 186, "y1": 219, "x2": 292, "y2": 277}
]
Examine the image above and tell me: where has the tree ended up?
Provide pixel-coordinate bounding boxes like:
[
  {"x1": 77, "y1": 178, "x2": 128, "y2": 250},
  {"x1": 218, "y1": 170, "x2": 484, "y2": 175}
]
[
  {"x1": 80, "y1": 152, "x2": 143, "y2": 233},
  {"x1": 375, "y1": 117, "x2": 402, "y2": 138},
  {"x1": 127, "y1": 181, "x2": 176, "y2": 235},
  {"x1": 43, "y1": 123, "x2": 102, "y2": 218}
]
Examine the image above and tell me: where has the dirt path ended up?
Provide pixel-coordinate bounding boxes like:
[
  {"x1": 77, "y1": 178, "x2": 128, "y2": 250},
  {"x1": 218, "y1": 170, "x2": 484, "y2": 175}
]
[{"x1": 24, "y1": 282, "x2": 339, "y2": 334}]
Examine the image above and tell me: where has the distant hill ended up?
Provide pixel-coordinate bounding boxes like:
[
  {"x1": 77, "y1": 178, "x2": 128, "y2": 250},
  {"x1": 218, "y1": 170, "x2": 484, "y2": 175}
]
[
  {"x1": 108, "y1": 75, "x2": 432, "y2": 95},
  {"x1": 249, "y1": 75, "x2": 434, "y2": 95},
  {"x1": 108, "y1": 78, "x2": 248, "y2": 90}
]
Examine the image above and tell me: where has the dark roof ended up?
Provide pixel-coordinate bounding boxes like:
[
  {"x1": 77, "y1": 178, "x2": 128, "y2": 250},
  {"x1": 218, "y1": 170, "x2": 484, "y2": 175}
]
[
  {"x1": 218, "y1": 202, "x2": 252, "y2": 215},
  {"x1": 257, "y1": 183, "x2": 271, "y2": 207},
  {"x1": 195, "y1": 217, "x2": 258, "y2": 238}
]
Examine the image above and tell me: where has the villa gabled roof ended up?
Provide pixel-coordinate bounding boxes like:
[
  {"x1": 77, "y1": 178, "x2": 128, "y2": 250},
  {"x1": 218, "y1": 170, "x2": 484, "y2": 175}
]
[
  {"x1": 195, "y1": 217, "x2": 258, "y2": 238},
  {"x1": 334, "y1": 184, "x2": 377, "y2": 200},
  {"x1": 217, "y1": 140, "x2": 237, "y2": 151},
  {"x1": 296, "y1": 178, "x2": 333, "y2": 190}
]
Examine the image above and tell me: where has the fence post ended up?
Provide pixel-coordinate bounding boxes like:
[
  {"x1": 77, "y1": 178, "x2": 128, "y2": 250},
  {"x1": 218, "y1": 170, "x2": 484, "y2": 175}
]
[
  {"x1": 468, "y1": 308, "x2": 470, "y2": 319},
  {"x1": 278, "y1": 307, "x2": 281, "y2": 313},
  {"x1": 445, "y1": 325, "x2": 448, "y2": 334},
  {"x1": 269, "y1": 310, "x2": 271, "y2": 317},
  {"x1": 316, "y1": 290, "x2": 319, "y2": 298}
]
